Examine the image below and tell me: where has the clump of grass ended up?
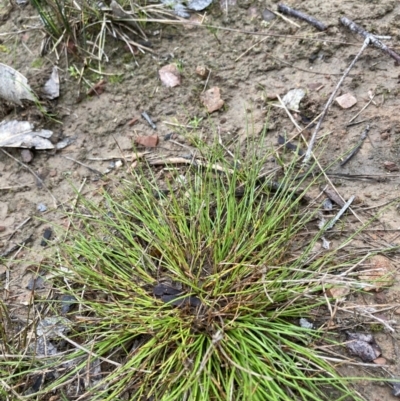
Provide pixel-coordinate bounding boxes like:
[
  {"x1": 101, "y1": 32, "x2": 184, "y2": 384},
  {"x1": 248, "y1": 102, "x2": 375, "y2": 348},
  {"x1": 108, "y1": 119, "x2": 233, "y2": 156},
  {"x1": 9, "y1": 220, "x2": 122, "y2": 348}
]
[
  {"x1": 1, "y1": 136, "x2": 368, "y2": 400},
  {"x1": 30, "y1": 0, "x2": 178, "y2": 68}
]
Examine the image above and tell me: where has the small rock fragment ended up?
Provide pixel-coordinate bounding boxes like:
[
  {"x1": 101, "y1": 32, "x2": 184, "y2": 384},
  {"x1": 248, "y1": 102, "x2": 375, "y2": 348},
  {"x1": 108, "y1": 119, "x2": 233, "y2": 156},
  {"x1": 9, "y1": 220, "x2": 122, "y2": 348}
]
[
  {"x1": 373, "y1": 357, "x2": 386, "y2": 365},
  {"x1": 159, "y1": 64, "x2": 181, "y2": 88},
  {"x1": 26, "y1": 275, "x2": 46, "y2": 290},
  {"x1": 282, "y1": 88, "x2": 306, "y2": 111},
  {"x1": 326, "y1": 286, "x2": 350, "y2": 299},
  {"x1": 0, "y1": 226, "x2": 6, "y2": 232},
  {"x1": 21, "y1": 149, "x2": 33, "y2": 163},
  {"x1": 200, "y1": 86, "x2": 224, "y2": 113},
  {"x1": 195, "y1": 65, "x2": 209, "y2": 79},
  {"x1": 335, "y1": 93, "x2": 357, "y2": 109},
  {"x1": 262, "y1": 9, "x2": 276, "y2": 21},
  {"x1": 383, "y1": 161, "x2": 399, "y2": 172},
  {"x1": 135, "y1": 135, "x2": 159, "y2": 148},
  {"x1": 40, "y1": 228, "x2": 52, "y2": 247},
  {"x1": 346, "y1": 332, "x2": 381, "y2": 362},
  {"x1": 358, "y1": 255, "x2": 396, "y2": 291},
  {"x1": 37, "y1": 203, "x2": 47, "y2": 212}
]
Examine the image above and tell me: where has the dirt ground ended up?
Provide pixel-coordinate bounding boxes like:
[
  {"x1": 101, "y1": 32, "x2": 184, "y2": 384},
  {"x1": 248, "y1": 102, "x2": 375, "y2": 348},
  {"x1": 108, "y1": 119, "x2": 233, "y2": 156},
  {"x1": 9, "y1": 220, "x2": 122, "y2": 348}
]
[{"x1": 1, "y1": 0, "x2": 400, "y2": 399}]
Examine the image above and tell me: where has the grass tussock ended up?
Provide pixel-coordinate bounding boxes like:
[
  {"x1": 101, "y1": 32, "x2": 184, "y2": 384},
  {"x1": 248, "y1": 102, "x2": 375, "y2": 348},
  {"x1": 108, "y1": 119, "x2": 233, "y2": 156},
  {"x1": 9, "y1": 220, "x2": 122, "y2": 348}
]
[
  {"x1": 30, "y1": 0, "x2": 177, "y2": 64},
  {"x1": 1, "y1": 138, "x2": 369, "y2": 400}
]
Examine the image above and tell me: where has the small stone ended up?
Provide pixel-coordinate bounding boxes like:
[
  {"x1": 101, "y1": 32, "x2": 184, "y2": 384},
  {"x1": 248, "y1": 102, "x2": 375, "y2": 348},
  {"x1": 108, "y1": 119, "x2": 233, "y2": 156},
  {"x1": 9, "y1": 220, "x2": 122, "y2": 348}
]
[
  {"x1": 326, "y1": 286, "x2": 350, "y2": 299},
  {"x1": 335, "y1": 93, "x2": 357, "y2": 109},
  {"x1": 0, "y1": 226, "x2": 6, "y2": 232},
  {"x1": 373, "y1": 357, "x2": 386, "y2": 365},
  {"x1": 262, "y1": 8, "x2": 276, "y2": 21},
  {"x1": 159, "y1": 64, "x2": 181, "y2": 88},
  {"x1": 383, "y1": 161, "x2": 399, "y2": 172},
  {"x1": 135, "y1": 135, "x2": 159, "y2": 148},
  {"x1": 21, "y1": 149, "x2": 33, "y2": 163},
  {"x1": 358, "y1": 255, "x2": 396, "y2": 291},
  {"x1": 380, "y1": 132, "x2": 390, "y2": 140},
  {"x1": 49, "y1": 169, "x2": 57, "y2": 177},
  {"x1": 37, "y1": 203, "x2": 47, "y2": 212},
  {"x1": 200, "y1": 87, "x2": 224, "y2": 113},
  {"x1": 195, "y1": 65, "x2": 209, "y2": 79}
]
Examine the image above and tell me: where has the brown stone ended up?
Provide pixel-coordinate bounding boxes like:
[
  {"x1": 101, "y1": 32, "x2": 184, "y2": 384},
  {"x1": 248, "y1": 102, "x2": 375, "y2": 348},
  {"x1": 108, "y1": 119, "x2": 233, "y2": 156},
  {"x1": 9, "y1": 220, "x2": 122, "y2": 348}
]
[
  {"x1": 135, "y1": 135, "x2": 159, "y2": 148},
  {"x1": 200, "y1": 87, "x2": 224, "y2": 113}
]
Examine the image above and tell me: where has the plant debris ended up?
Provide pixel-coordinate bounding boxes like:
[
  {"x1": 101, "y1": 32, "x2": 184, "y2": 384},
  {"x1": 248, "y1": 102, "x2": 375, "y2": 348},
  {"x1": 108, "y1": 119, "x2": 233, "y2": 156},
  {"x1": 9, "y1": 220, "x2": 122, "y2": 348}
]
[
  {"x1": 0, "y1": 63, "x2": 36, "y2": 105},
  {"x1": 0, "y1": 120, "x2": 54, "y2": 149}
]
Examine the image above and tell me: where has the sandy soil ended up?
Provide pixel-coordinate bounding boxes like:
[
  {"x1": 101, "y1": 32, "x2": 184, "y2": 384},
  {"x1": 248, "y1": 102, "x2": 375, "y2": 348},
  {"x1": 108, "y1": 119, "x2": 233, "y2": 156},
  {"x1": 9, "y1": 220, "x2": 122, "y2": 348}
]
[{"x1": 1, "y1": 0, "x2": 400, "y2": 399}]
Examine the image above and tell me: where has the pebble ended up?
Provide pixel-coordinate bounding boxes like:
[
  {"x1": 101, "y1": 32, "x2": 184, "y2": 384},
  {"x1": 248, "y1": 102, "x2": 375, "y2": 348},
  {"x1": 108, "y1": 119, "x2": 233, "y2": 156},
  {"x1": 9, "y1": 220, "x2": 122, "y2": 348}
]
[{"x1": 21, "y1": 149, "x2": 33, "y2": 163}]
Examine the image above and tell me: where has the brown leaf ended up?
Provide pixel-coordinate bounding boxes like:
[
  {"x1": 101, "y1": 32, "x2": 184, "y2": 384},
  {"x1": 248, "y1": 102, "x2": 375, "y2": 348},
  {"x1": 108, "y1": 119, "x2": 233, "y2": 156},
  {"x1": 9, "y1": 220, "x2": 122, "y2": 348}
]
[
  {"x1": 159, "y1": 64, "x2": 181, "y2": 88},
  {"x1": 200, "y1": 86, "x2": 224, "y2": 113},
  {"x1": 383, "y1": 161, "x2": 399, "y2": 172},
  {"x1": 135, "y1": 135, "x2": 159, "y2": 148},
  {"x1": 335, "y1": 93, "x2": 357, "y2": 109}
]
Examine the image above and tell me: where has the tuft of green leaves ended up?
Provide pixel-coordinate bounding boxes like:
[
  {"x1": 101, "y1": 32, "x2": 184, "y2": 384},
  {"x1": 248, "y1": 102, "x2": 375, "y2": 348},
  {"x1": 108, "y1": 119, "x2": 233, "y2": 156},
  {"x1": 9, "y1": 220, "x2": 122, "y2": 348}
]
[{"x1": 1, "y1": 136, "x2": 369, "y2": 400}]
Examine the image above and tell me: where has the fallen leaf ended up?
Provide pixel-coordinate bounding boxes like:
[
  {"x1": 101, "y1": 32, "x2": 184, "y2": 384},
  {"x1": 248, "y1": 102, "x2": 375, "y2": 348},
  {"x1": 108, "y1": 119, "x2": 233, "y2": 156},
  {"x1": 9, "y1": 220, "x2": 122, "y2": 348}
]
[
  {"x1": 201, "y1": 86, "x2": 224, "y2": 113},
  {"x1": 335, "y1": 93, "x2": 357, "y2": 109},
  {"x1": 0, "y1": 63, "x2": 36, "y2": 105},
  {"x1": 346, "y1": 332, "x2": 381, "y2": 362},
  {"x1": 358, "y1": 255, "x2": 396, "y2": 291},
  {"x1": 383, "y1": 161, "x2": 399, "y2": 172},
  {"x1": 159, "y1": 64, "x2": 181, "y2": 88},
  {"x1": 135, "y1": 135, "x2": 159, "y2": 147},
  {"x1": 0, "y1": 120, "x2": 54, "y2": 149}
]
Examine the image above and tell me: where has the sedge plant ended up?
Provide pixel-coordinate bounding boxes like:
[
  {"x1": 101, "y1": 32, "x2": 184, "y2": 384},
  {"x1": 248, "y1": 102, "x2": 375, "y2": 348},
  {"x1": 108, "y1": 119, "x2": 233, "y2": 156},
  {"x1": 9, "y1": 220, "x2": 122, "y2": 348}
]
[{"x1": 1, "y1": 133, "x2": 371, "y2": 400}]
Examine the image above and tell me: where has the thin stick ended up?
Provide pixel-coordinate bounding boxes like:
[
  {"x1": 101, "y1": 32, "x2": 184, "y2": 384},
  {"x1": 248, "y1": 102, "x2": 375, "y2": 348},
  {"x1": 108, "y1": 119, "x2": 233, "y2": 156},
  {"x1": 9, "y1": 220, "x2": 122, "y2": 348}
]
[
  {"x1": 235, "y1": 36, "x2": 269, "y2": 62},
  {"x1": 202, "y1": 69, "x2": 212, "y2": 93},
  {"x1": 277, "y1": 3, "x2": 326, "y2": 31},
  {"x1": 303, "y1": 38, "x2": 370, "y2": 164},
  {"x1": 274, "y1": 11, "x2": 301, "y2": 28},
  {"x1": 1, "y1": 149, "x2": 58, "y2": 207},
  {"x1": 326, "y1": 195, "x2": 355, "y2": 230},
  {"x1": 63, "y1": 178, "x2": 86, "y2": 241},
  {"x1": 340, "y1": 125, "x2": 370, "y2": 167},
  {"x1": 64, "y1": 156, "x2": 103, "y2": 175},
  {"x1": 0, "y1": 183, "x2": 33, "y2": 190},
  {"x1": 340, "y1": 17, "x2": 400, "y2": 64},
  {"x1": 348, "y1": 94, "x2": 375, "y2": 124}
]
